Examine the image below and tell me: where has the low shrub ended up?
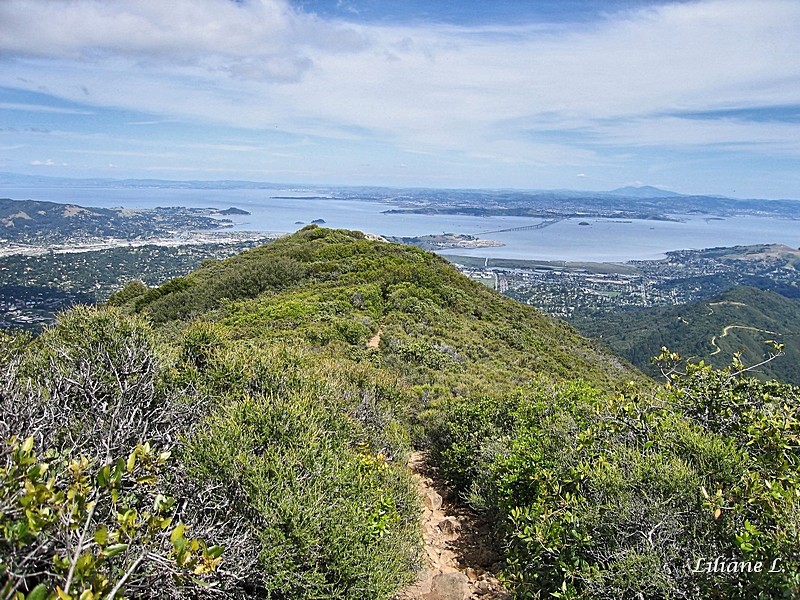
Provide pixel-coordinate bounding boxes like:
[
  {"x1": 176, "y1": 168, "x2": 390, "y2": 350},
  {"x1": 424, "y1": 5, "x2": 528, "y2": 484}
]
[
  {"x1": 186, "y1": 391, "x2": 421, "y2": 599},
  {"x1": 425, "y1": 366, "x2": 800, "y2": 599}
]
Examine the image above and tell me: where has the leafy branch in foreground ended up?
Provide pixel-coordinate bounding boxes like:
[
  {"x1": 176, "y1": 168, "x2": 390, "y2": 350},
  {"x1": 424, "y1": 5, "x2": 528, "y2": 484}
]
[
  {"x1": 0, "y1": 437, "x2": 221, "y2": 600},
  {"x1": 0, "y1": 309, "x2": 243, "y2": 599},
  {"x1": 653, "y1": 340, "x2": 785, "y2": 385}
]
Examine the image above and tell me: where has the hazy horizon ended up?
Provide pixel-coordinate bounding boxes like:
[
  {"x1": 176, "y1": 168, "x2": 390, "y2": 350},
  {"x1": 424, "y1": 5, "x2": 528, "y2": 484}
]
[{"x1": 1, "y1": 1, "x2": 799, "y2": 199}]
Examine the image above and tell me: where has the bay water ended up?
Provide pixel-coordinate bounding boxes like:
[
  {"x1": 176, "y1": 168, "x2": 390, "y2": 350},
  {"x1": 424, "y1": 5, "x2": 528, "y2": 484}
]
[{"x1": 4, "y1": 186, "x2": 800, "y2": 262}]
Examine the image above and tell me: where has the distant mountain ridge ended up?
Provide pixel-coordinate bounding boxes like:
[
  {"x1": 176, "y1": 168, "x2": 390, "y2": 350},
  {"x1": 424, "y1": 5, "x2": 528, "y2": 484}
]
[
  {"x1": 0, "y1": 171, "x2": 287, "y2": 190},
  {"x1": 608, "y1": 185, "x2": 684, "y2": 198},
  {"x1": 0, "y1": 196, "x2": 236, "y2": 245},
  {"x1": 3, "y1": 171, "x2": 796, "y2": 203}
]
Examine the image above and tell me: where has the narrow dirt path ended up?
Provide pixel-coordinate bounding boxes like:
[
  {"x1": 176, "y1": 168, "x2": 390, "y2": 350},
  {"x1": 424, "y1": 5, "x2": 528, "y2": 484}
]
[
  {"x1": 709, "y1": 324, "x2": 779, "y2": 356},
  {"x1": 367, "y1": 327, "x2": 383, "y2": 348},
  {"x1": 394, "y1": 452, "x2": 511, "y2": 600}
]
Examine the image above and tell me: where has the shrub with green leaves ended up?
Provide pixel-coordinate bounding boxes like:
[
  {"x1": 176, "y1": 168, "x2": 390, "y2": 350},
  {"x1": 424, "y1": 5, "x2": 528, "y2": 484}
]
[
  {"x1": 0, "y1": 308, "x2": 233, "y2": 599},
  {"x1": 172, "y1": 335, "x2": 422, "y2": 598},
  {"x1": 2, "y1": 304, "x2": 422, "y2": 599},
  {"x1": 186, "y1": 390, "x2": 421, "y2": 599},
  {"x1": 426, "y1": 362, "x2": 800, "y2": 600},
  {"x1": 0, "y1": 437, "x2": 221, "y2": 600}
]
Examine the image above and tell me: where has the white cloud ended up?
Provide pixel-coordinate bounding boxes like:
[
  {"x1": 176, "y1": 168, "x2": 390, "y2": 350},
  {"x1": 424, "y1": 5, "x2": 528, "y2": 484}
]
[
  {"x1": 30, "y1": 158, "x2": 66, "y2": 166},
  {"x1": 0, "y1": 102, "x2": 93, "y2": 114},
  {"x1": 0, "y1": 0, "x2": 367, "y2": 81},
  {"x1": 584, "y1": 116, "x2": 800, "y2": 156},
  {"x1": 1, "y1": 0, "x2": 799, "y2": 183}
]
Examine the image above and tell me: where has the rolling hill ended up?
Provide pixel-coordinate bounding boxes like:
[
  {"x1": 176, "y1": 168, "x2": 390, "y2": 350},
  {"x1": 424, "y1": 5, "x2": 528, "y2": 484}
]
[
  {"x1": 572, "y1": 286, "x2": 800, "y2": 384},
  {"x1": 5, "y1": 227, "x2": 800, "y2": 600},
  {"x1": 118, "y1": 225, "x2": 639, "y2": 396}
]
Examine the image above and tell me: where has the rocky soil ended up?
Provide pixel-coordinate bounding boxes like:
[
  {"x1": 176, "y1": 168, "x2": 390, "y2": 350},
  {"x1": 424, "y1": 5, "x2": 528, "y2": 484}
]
[{"x1": 394, "y1": 452, "x2": 512, "y2": 600}]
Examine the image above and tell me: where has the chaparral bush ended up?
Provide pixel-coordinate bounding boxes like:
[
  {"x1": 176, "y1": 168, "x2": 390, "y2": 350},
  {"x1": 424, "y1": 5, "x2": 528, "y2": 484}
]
[
  {"x1": 1, "y1": 306, "x2": 422, "y2": 599},
  {"x1": 426, "y1": 353, "x2": 800, "y2": 599}
]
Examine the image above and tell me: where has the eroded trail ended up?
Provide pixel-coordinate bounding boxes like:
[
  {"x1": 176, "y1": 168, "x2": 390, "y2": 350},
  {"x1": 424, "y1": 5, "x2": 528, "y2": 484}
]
[
  {"x1": 395, "y1": 452, "x2": 511, "y2": 600},
  {"x1": 367, "y1": 327, "x2": 383, "y2": 348}
]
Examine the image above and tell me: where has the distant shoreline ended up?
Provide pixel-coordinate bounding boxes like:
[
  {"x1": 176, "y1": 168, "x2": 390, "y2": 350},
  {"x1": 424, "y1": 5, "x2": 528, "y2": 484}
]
[{"x1": 0, "y1": 230, "x2": 278, "y2": 258}]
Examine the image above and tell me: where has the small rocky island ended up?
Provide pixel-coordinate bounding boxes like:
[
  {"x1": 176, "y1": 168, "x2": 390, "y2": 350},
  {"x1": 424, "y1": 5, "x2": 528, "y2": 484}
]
[{"x1": 217, "y1": 207, "x2": 250, "y2": 215}]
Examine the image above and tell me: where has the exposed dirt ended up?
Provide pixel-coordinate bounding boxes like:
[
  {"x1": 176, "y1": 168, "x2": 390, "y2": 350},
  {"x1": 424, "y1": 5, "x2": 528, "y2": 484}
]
[
  {"x1": 394, "y1": 452, "x2": 512, "y2": 600},
  {"x1": 367, "y1": 327, "x2": 383, "y2": 348},
  {"x1": 709, "y1": 323, "x2": 779, "y2": 356}
]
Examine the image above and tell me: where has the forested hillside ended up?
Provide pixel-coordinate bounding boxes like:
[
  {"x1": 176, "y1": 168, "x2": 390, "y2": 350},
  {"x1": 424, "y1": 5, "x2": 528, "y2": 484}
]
[
  {"x1": 3, "y1": 227, "x2": 799, "y2": 599},
  {"x1": 572, "y1": 286, "x2": 800, "y2": 384}
]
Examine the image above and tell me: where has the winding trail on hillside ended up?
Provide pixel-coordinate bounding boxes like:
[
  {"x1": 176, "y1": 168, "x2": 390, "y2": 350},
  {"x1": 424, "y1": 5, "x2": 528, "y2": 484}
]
[
  {"x1": 709, "y1": 324, "x2": 780, "y2": 356},
  {"x1": 394, "y1": 452, "x2": 511, "y2": 600}
]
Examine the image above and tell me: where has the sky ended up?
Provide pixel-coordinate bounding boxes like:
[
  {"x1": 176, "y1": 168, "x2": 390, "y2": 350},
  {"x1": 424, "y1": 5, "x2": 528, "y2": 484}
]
[{"x1": 1, "y1": 0, "x2": 799, "y2": 199}]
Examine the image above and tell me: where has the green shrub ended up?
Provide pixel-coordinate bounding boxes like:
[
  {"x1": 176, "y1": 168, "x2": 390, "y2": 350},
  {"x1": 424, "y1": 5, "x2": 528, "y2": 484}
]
[
  {"x1": 186, "y1": 391, "x2": 421, "y2": 599},
  {"x1": 0, "y1": 437, "x2": 222, "y2": 600},
  {"x1": 107, "y1": 280, "x2": 148, "y2": 306},
  {"x1": 0, "y1": 308, "x2": 230, "y2": 599},
  {"x1": 425, "y1": 368, "x2": 800, "y2": 600}
]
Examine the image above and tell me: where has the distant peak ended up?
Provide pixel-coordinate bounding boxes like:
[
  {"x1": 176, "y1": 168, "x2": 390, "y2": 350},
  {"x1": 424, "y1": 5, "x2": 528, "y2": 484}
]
[{"x1": 608, "y1": 185, "x2": 682, "y2": 198}]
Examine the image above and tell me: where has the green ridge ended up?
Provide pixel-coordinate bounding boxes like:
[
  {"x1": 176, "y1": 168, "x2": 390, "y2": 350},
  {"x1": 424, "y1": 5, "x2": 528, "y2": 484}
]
[
  {"x1": 120, "y1": 225, "x2": 640, "y2": 397},
  {"x1": 573, "y1": 286, "x2": 800, "y2": 384},
  {"x1": 4, "y1": 227, "x2": 800, "y2": 599}
]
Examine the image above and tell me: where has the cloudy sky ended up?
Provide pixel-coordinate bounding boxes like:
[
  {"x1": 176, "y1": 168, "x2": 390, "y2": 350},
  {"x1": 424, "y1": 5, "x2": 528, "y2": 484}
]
[{"x1": 1, "y1": 0, "x2": 799, "y2": 198}]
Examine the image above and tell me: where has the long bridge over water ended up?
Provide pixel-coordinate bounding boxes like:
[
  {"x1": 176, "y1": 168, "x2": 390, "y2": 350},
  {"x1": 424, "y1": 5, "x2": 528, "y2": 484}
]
[{"x1": 473, "y1": 218, "x2": 564, "y2": 235}]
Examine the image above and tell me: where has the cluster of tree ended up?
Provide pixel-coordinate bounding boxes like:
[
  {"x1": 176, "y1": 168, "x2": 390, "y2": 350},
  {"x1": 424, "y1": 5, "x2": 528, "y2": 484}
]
[{"x1": 572, "y1": 286, "x2": 800, "y2": 385}]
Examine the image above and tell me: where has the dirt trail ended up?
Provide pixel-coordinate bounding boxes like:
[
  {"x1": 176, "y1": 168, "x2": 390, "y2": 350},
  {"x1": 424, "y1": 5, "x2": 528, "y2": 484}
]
[
  {"x1": 709, "y1": 324, "x2": 779, "y2": 356},
  {"x1": 395, "y1": 452, "x2": 511, "y2": 600},
  {"x1": 367, "y1": 327, "x2": 383, "y2": 348}
]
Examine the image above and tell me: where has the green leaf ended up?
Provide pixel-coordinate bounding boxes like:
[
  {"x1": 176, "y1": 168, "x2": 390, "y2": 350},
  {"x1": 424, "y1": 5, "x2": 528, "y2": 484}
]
[
  {"x1": 27, "y1": 462, "x2": 48, "y2": 480},
  {"x1": 103, "y1": 543, "x2": 129, "y2": 558},
  {"x1": 21, "y1": 436, "x2": 34, "y2": 454},
  {"x1": 94, "y1": 525, "x2": 109, "y2": 546},
  {"x1": 25, "y1": 583, "x2": 49, "y2": 600},
  {"x1": 126, "y1": 449, "x2": 137, "y2": 473},
  {"x1": 170, "y1": 522, "x2": 186, "y2": 544},
  {"x1": 55, "y1": 587, "x2": 72, "y2": 600},
  {"x1": 112, "y1": 458, "x2": 125, "y2": 485},
  {"x1": 96, "y1": 464, "x2": 110, "y2": 488}
]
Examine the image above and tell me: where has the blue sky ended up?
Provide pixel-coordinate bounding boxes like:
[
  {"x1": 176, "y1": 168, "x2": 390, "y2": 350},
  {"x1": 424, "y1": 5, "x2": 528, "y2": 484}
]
[{"x1": 1, "y1": 0, "x2": 799, "y2": 198}]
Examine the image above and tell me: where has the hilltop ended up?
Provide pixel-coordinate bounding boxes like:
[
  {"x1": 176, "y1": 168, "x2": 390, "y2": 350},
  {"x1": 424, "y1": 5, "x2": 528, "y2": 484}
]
[
  {"x1": 608, "y1": 185, "x2": 684, "y2": 198},
  {"x1": 118, "y1": 225, "x2": 638, "y2": 395},
  {"x1": 4, "y1": 227, "x2": 800, "y2": 599}
]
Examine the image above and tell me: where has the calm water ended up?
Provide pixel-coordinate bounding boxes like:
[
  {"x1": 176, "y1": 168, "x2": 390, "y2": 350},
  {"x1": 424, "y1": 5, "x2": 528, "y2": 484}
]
[{"x1": 5, "y1": 187, "x2": 800, "y2": 262}]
